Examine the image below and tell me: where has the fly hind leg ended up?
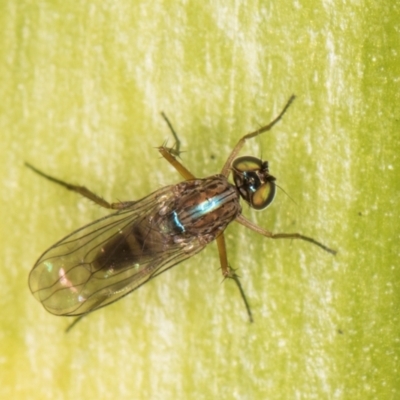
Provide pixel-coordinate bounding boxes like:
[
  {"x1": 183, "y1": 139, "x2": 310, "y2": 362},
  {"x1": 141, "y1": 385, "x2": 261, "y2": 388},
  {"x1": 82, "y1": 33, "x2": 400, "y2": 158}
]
[{"x1": 25, "y1": 162, "x2": 135, "y2": 210}]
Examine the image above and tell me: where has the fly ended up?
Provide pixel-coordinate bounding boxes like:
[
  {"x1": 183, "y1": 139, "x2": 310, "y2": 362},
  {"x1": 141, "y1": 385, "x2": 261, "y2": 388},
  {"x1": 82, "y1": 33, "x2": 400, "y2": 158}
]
[{"x1": 26, "y1": 95, "x2": 336, "y2": 329}]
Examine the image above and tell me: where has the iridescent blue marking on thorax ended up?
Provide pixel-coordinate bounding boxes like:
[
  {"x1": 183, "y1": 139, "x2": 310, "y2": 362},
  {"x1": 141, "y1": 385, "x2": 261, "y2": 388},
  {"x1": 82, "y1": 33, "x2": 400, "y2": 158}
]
[
  {"x1": 189, "y1": 192, "x2": 230, "y2": 219},
  {"x1": 163, "y1": 177, "x2": 239, "y2": 237},
  {"x1": 172, "y1": 211, "x2": 185, "y2": 233}
]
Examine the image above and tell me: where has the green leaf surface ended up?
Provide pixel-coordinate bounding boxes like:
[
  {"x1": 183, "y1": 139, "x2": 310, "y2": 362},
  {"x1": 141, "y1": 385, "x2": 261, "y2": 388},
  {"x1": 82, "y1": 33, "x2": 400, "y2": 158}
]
[{"x1": 1, "y1": 1, "x2": 399, "y2": 399}]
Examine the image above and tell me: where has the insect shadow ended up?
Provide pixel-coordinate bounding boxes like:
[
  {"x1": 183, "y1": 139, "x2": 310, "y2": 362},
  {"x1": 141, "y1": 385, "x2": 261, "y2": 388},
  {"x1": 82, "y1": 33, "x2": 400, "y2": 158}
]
[{"x1": 26, "y1": 95, "x2": 336, "y2": 331}]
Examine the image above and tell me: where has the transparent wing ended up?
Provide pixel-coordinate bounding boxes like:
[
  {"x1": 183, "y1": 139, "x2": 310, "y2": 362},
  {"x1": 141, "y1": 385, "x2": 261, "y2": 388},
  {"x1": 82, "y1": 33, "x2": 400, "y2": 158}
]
[{"x1": 29, "y1": 185, "x2": 207, "y2": 316}]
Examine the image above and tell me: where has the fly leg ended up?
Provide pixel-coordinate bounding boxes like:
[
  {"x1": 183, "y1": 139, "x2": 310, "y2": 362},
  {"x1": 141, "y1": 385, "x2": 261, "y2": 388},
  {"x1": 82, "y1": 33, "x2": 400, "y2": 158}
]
[
  {"x1": 221, "y1": 95, "x2": 295, "y2": 178},
  {"x1": 158, "y1": 113, "x2": 196, "y2": 180},
  {"x1": 25, "y1": 162, "x2": 136, "y2": 210},
  {"x1": 158, "y1": 147, "x2": 196, "y2": 180},
  {"x1": 160, "y1": 112, "x2": 183, "y2": 158},
  {"x1": 216, "y1": 235, "x2": 253, "y2": 323},
  {"x1": 64, "y1": 296, "x2": 108, "y2": 333},
  {"x1": 236, "y1": 214, "x2": 337, "y2": 255}
]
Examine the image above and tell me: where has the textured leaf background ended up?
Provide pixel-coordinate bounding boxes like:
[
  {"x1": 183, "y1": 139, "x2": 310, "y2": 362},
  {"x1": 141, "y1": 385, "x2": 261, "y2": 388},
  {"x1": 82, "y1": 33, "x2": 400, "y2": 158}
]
[{"x1": 0, "y1": 1, "x2": 399, "y2": 399}]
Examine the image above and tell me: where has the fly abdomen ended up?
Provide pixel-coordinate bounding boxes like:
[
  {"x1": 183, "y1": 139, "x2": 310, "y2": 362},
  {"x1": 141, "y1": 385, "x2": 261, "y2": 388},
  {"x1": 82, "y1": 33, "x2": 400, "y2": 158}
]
[{"x1": 92, "y1": 217, "x2": 167, "y2": 273}]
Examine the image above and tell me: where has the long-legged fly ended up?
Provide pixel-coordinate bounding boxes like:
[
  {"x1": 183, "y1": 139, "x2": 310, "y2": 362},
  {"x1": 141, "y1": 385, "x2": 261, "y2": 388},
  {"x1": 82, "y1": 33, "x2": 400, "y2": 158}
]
[{"x1": 26, "y1": 96, "x2": 336, "y2": 329}]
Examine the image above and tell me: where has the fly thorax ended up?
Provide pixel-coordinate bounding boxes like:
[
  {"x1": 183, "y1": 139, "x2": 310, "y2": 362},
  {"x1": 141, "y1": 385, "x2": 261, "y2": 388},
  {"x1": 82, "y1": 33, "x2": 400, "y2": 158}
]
[{"x1": 166, "y1": 175, "x2": 241, "y2": 239}]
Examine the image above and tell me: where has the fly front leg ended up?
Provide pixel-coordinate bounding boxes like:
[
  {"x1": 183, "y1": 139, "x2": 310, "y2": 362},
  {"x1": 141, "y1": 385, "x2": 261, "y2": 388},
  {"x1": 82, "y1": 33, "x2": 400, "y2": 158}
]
[
  {"x1": 221, "y1": 95, "x2": 295, "y2": 178},
  {"x1": 216, "y1": 234, "x2": 254, "y2": 323},
  {"x1": 25, "y1": 162, "x2": 134, "y2": 210}
]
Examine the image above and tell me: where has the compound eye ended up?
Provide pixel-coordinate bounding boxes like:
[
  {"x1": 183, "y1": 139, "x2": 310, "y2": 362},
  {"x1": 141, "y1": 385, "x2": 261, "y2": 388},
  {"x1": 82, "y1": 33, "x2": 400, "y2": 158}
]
[
  {"x1": 232, "y1": 156, "x2": 263, "y2": 172},
  {"x1": 232, "y1": 156, "x2": 276, "y2": 210},
  {"x1": 251, "y1": 181, "x2": 276, "y2": 210}
]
